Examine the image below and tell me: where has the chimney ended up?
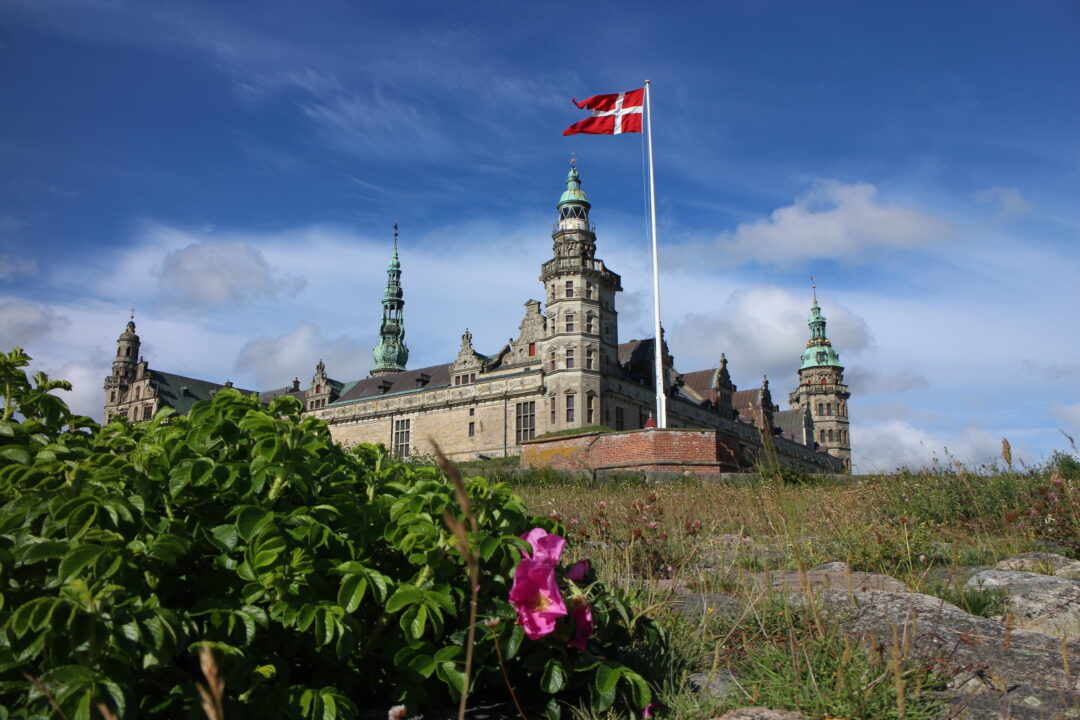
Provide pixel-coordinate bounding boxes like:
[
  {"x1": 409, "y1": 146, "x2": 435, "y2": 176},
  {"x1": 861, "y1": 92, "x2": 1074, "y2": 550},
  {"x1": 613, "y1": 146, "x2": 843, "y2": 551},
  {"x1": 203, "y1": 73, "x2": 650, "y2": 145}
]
[{"x1": 291, "y1": 377, "x2": 301, "y2": 392}]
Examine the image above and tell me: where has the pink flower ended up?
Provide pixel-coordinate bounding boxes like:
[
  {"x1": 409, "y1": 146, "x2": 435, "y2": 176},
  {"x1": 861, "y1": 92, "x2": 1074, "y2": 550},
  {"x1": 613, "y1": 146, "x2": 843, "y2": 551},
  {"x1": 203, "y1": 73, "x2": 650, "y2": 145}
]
[
  {"x1": 569, "y1": 600, "x2": 593, "y2": 651},
  {"x1": 509, "y1": 557, "x2": 567, "y2": 640},
  {"x1": 643, "y1": 701, "x2": 666, "y2": 718},
  {"x1": 521, "y1": 527, "x2": 566, "y2": 565},
  {"x1": 567, "y1": 560, "x2": 590, "y2": 582}
]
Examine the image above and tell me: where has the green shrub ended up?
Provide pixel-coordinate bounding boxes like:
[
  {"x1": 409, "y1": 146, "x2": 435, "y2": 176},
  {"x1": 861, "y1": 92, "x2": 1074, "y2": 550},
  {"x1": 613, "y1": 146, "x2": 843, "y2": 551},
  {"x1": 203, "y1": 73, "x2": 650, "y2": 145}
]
[{"x1": 0, "y1": 348, "x2": 662, "y2": 719}]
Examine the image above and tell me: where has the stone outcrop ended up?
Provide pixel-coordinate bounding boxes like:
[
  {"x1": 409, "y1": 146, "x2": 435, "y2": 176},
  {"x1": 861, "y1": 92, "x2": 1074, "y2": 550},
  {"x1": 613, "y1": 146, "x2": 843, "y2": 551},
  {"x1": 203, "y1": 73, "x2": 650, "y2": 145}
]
[
  {"x1": 995, "y1": 551, "x2": 1080, "y2": 579},
  {"x1": 966, "y1": 567, "x2": 1080, "y2": 638}
]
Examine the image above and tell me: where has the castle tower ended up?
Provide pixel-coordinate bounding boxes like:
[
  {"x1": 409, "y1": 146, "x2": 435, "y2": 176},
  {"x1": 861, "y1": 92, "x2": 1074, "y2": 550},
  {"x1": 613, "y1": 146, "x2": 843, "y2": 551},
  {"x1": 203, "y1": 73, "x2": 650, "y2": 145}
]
[
  {"x1": 788, "y1": 287, "x2": 851, "y2": 469},
  {"x1": 539, "y1": 160, "x2": 622, "y2": 432},
  {"x1": 371, "y1": 225, "x2": 409, "y2": 376},
  {"x1": 103, "y1": 313, "x2": 148, "y2": 420}
]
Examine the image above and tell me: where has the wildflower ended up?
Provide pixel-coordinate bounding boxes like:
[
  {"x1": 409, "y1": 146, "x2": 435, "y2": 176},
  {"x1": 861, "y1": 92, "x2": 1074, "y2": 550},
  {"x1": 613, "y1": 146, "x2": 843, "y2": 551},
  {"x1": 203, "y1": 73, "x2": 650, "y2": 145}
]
[
  {"x1": 567, "y1": 560, "x2": 590, "y2": 582},
  {"x1": 509, "y1": 556, "x2": 567, "y2": 639},
  {"x1": 643, "y1": 701, "x2": 666, "y2": 718},
  {"x1": 648, "y1": 521, "x2": 658, "y2": 530},
  {"x1": 569, "y1": 597, "x2": 593, "y2": 651},
  {"x1": 388, "y1": 706, "x2": 408, "y2": 720},
  {"x1": 597, "y1": 501, "x2": 607, "y2": 509},
  {"x1": 521, "y1": 527, "x2": 566, "y2": 565},
  {"x1": 483, "y1": 617, "x2": 501, "y2": 629}
]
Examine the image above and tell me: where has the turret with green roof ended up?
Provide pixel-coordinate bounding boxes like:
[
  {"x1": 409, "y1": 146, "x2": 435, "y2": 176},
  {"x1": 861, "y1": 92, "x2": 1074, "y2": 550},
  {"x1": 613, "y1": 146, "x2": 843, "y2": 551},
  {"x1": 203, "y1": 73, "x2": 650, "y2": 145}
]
[
  {"x1": 371, "y1": 225, "x2": 409, "y2": 376},
  {"x1": 800, "y1": 289, "x2": 843, "y2": 370}
]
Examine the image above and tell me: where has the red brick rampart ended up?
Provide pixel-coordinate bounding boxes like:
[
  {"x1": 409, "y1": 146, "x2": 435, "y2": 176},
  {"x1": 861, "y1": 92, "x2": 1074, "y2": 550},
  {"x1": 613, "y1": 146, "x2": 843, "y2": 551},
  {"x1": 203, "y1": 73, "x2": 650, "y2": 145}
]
[{"x1": 521, "y1": 428, "x2": 746, "y2": 473}]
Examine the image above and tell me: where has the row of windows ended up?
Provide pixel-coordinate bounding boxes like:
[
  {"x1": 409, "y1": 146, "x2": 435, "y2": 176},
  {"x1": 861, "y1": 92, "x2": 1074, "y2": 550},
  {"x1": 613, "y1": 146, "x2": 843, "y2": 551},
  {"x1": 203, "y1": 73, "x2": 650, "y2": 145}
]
[
  {"x1": 309, "y1": 398, "x2": 328, "y2": 410},
  {"x1": 547, "y1": 347, "x2": 596, "y2": 371},
  {"x1": 105, "y1": 404, "x2": 154, "y2": 423},
  {"x1": 551, "y1": 280, "x2": 597, "y2": 300},
  {"x1": 815, "y1": 402, "x2": 848, "y2": 417},
  {"x1": 819, "y1": 428, "x2": 849, "y2": 444},
  {"x1": 454, "y1": 373, "x2": 477, "y2": 386},
  {"x1": 552, "y1": 312, "x2": 597, "y2": 334},
  {"x1": 109, "y1": 385, "x2": 147, "y2": 403},
  {"x1": 547, "y1": 394, "x2": 596, "y2": 425}
]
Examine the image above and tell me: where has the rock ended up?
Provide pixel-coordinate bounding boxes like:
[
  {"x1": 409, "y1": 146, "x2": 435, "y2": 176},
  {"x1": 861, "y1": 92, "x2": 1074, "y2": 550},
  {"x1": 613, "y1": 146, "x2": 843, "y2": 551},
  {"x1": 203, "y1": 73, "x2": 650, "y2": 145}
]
[
  {"x1": 747, "y1": 560, "x2": 907, "y2": 594},
  {"x1": 817, "y1": 589, "x2": 1079, "y2": 718},
  {"x1": 967, "y1": 568, "x2": 1080, "y2": 638},
  {"x1": 996, "y1": 551, "x2": 1080, "y2": 579},
  {"x1": 688, "y1": 670, "x2": 737, "y2": 700},
  {"x1": 669, "y1": 590, "x2": 742, "y2": 621},
  {"x1": 712, "y1": 709, "x2": 808, "y2": 720}
]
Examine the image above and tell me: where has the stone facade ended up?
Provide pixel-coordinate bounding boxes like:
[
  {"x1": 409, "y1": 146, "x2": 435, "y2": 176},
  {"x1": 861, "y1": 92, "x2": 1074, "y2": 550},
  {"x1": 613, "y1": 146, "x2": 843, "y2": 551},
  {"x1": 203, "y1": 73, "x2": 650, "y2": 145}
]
[{"x1": 101, "y1": 162, "x2": 852, "y2": 472}]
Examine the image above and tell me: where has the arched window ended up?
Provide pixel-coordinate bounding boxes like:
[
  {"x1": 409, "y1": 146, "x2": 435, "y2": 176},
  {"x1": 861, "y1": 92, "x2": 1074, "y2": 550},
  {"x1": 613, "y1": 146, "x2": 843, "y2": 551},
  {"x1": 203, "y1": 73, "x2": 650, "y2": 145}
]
[
  {"x1": 820, "y1": 429, "x2": 826, "y2": 443},
  {"x1": 125, "y1": 347, "x2": 131, "y2": 357},
  {"x1": 828, "y1": 429, "x2": 834, "y2": 442},
  {"x1": 817, "y1": 403, "x2": 824, "y2": 415},
  {"x1": 316, "y1": 384, "x2": 321, "y2": 394},
  {"x1": 826, "y1": 403, "x2": 832, "y2": 415},
  {"x1": 135, "y1": 387, "x2": 140, "y2": 400}
]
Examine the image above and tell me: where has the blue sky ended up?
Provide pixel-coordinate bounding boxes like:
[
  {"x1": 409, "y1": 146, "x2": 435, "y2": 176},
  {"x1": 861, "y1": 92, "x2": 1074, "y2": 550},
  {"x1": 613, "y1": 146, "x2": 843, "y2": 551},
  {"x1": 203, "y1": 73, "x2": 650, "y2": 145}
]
[{"x1": 1, "y1": 0, "x2": 1078, "y2": 471}]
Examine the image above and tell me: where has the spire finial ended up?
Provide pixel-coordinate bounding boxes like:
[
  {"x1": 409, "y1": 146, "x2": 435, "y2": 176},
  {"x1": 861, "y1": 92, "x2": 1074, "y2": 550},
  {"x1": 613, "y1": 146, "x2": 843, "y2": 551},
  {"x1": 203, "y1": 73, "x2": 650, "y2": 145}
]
[
  {"x1": 810, "y1": 276, "x2": 818, "y2": 306},
  {"x1": 570, "y1": 151, "x2": 576, "y2": 168},
  {"x1": 130, "y1": 305, "x2": 135, "y2": 321}
]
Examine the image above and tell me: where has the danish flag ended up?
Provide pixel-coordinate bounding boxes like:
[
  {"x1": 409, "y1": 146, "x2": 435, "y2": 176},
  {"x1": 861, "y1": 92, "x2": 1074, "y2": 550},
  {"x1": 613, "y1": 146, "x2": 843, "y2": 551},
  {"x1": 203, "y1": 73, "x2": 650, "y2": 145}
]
[{"x1": 563, "y1": 88, "x2": 644, "y2": 136}]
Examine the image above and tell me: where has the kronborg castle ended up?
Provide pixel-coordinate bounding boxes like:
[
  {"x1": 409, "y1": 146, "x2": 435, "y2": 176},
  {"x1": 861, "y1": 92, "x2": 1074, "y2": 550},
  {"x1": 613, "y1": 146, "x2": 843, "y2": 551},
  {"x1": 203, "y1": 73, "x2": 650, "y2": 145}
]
[{"x1": 103, "y1": 165, "x2": 851, "y2": 471}]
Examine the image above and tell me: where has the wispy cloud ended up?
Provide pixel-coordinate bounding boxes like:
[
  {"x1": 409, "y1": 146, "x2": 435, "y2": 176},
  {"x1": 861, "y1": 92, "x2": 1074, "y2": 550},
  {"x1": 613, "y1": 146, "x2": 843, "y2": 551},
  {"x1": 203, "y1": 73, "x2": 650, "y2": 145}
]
[{"x1": 975, "y1": 186, "x2": 1031, "y2": 218}]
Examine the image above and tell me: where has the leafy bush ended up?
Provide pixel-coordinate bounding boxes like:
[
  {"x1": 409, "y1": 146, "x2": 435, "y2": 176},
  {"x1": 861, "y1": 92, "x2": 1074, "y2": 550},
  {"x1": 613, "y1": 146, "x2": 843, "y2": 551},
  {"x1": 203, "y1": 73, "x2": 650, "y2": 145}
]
[{"x1": 0, "y1": 348, "x2": 662, "y2": 719}]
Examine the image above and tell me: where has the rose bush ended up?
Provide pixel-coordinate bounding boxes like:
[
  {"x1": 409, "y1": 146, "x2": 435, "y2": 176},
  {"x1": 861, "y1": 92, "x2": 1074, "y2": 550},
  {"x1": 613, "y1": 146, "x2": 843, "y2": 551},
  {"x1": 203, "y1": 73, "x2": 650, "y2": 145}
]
[{"x1": 0, "y1": 348, "x2": 662, "y2": 719}]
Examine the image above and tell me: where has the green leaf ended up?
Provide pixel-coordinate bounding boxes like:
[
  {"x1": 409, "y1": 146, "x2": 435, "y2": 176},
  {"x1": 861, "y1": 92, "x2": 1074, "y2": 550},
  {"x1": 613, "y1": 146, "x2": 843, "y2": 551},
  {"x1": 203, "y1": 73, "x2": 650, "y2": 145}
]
[
  {"x1": 337, "y1": 574, "x2": 368, "y2": 613},
  {"x1": 210, "y1": 524, "x2": 240, "y2": 551},
  {"x1": 437, "y1": 660, "x2": 465, "y2": 696},
  {"x1": 400, "y1": 604, "x2": 427, "y2": 640},
  {"x1": 296, "y1": 604, "x2": 317, "y2": 631},
  {"x1": 407, "y1": 653, "x2": 436, "y2": 678},
  {"x1": 499, "y1": 623, "x2": 524, "y2": 660},
  {"x1": 59, "y1": 545, "x2": 106, "y2": 583},
  {"x1": 593, "y1": 661, "x2": 621, "y2": 696},
  {"x1": 541, "y1": 658, "x2": 567, "y2": 694},
  {"x1": 385, "y1": 585, "x2": 422, "y2": 613},
  {"x1": 237, "y1": 506, "x2": 275, "y2": 541},
  {"x1": 543, "y1": 697, "x2": 562, "y2": 720},
  {"x1": 620, "y1": 668, "x2": 652, "y2": 708},
  {"x1": 0, "y1": 445, "x2": 31, "y2": 465},
  {"x1": 433, "y1": 645, "x2": 462, "y2": 662}
]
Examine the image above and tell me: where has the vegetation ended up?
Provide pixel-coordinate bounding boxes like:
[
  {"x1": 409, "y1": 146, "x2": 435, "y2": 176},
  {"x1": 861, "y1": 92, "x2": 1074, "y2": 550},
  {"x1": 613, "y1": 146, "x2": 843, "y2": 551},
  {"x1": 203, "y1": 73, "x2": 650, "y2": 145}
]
[
  {"x1": 0, "y1": 348, "x2": 661, "y2": 719},
  {"x1": 534, "y1": 426, "x2": 614, "y2": 441}
]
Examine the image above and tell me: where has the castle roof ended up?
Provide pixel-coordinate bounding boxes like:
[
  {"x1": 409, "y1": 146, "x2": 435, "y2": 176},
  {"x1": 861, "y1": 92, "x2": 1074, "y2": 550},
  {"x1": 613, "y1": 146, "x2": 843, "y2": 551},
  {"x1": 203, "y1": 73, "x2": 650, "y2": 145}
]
[
  {"x1": 148, "y1": 370, "x2": 255, "y2": 415},
  {"x1": 773, "y1": 408, "x2": 809, "y2": 441},
  {"x1": 332, "y1": 363, "x2": 452, "y2": 405},
  {"x1": 679, "y1": 369, "x2": 715, "y2": 399}
]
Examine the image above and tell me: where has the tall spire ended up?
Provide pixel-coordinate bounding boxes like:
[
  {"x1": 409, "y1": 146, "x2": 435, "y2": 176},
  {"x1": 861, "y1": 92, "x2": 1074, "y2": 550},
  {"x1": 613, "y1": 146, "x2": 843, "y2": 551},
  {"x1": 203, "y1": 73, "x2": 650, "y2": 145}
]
[
  {"x1": 371, "y1": 224, "x2": 409, "y2": 376},
  {"x1": 800, "y1": 286, "x2": 842, "y2": 369}
]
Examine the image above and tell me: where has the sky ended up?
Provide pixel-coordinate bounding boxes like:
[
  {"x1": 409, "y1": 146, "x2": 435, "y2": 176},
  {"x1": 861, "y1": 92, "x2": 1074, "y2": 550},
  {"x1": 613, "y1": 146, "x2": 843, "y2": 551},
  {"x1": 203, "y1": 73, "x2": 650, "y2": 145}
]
[{"x1": 1, "y1": 0, "x2": 1078, "y2": 472}]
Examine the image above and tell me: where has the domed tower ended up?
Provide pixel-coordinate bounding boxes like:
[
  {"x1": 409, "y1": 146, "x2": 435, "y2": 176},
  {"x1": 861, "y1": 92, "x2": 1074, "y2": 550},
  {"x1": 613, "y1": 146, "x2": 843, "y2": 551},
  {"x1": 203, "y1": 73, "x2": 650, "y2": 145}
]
[
  {"x1": 539, "y1": 159, "x2": 622, "y2": 432},
  {"x1": 789, "y1": 287, "x2": 851, "y2": 469},
  {"x1": 371, "y1": 225, "x2": 409, "y2": 376},
  {"x1": 103, "y1": 313, "x2": 142, "y2": 417}
]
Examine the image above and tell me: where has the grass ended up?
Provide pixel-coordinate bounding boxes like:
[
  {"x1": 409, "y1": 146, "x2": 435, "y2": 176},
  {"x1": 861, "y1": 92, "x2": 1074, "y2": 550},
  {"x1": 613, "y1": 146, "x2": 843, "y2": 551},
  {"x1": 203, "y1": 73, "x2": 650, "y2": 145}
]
[{"x1": 501, "y1": 457, "x2": 1079, "y2": 719}]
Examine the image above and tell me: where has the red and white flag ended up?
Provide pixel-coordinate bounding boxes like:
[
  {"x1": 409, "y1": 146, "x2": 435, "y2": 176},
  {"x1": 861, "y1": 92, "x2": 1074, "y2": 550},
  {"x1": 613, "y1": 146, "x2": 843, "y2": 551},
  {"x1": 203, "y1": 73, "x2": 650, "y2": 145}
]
[{"x1": 563, "y1": 88, "x2": 644, "y2": 136}]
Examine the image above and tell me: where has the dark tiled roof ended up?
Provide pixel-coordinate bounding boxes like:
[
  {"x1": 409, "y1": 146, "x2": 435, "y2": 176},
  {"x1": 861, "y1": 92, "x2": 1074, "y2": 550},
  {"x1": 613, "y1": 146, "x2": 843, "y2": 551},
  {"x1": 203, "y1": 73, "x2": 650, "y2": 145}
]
[
  {"x1": 731, "y1": 388, "x2": 762, "y2": 411},
  {"x1": 332, "y1": 363, "x2": 452, "y2": 405},
  {"x1": 259, "y1": 386, "x2": 305, "y2": 404},
  {"x1": 618, "y1": 339, "x2": 657, "y2": 385},
  {"x1": 680, "y1": 369, "x2": 715, "y2": 398},
  {"x1": 150, "y1": 370, "x2": 255, "y2": 415},
  {"x1": 773, "y1": 409, "x2": 806, "y2": 436}
]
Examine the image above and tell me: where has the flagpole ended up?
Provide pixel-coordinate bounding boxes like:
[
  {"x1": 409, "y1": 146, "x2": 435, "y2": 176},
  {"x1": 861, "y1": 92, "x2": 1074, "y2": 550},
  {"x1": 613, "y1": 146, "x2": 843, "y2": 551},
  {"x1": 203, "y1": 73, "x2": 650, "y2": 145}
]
[{"x1": 644, "y1": 79, "x2": 667, "y2": 428}]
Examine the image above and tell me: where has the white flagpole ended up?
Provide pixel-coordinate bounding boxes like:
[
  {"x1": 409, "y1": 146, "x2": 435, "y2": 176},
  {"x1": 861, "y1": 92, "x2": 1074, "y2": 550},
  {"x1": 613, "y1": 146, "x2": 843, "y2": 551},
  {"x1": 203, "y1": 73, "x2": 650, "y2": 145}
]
[{"x1": 644, "y1": 79, "x2": 667, "y2": 428}]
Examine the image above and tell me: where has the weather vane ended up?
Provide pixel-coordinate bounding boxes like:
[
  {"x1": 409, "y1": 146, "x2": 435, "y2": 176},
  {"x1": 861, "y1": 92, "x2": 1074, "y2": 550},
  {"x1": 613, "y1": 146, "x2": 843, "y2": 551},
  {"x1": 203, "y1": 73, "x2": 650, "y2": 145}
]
[
  {"x1": 130, "y1": 305, "x2": 135, "y2": 321},
  {"x1": 570, "y1": 151, "x2": 577, "y2": 167}
]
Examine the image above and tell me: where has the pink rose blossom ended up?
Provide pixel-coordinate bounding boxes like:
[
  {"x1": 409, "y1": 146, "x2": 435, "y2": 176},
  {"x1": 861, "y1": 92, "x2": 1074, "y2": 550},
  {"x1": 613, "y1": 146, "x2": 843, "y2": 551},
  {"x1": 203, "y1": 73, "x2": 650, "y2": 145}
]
[
  {"x1": 509, "y1": 556, "x2": 567, "y2": 640},
  {"x1": 521, "y1": 527, "x2": 566, "y2": 565},
  {"x1": 569, "y1": 600, "x2": 593, "y2": 651},
  {"x1": 643, "y1": 701, "x2": 666, "y2": 718},
  {"x1": 567, "y1": 560, "x2": 590, "y2": 582}
]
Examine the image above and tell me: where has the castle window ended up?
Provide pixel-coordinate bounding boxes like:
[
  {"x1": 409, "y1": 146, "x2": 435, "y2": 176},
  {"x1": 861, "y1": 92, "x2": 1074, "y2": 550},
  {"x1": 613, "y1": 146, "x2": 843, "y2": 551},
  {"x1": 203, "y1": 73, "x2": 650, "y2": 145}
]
[
  {"x1": 470, "y1": 373, "x2": 476, "y2": 383},
  {"x1": 110, "y1": 390, "x2": 116, "y2": 403},
  {"x1": 135, "y1": 387, "x2": 140, "y2": 400},
  {"x1": 586, "y1": 315, "x2": 595, "y2": 334},
  {"x1": 143, "y1": 405, "x2": 152, "y2": 420},
  {"x1": 565, "y1": 348, "x2": 575, "y2": 369},
  {"x1": 316, "y1": 384, "x2": 321, "y2": 394},
  {"x1": 587, "y1": 395, "x2": 595, "y2": 424},
  {"x1": 393, "y1": 419, "x2": 411, "y2": 458},
  {"x1": 586, "y1": 348, "x2": 595, "y2": 370},
  {"x1": 455, "y1": 376, "x2": 460, "y2": 385},
  {"x1": 550, "y1": 396, "x2": 556, "y2": 424},
  {"x1": 817, "y1": 403, "x2": 824, "y2": 415},
  {"x1": 469, "y1": 407, "x2": 475, "y2": 416},
  {"x1": 468, "y1": 421, "x2": 475, "y2": 437},
  {"x1": 565, "y1": 395, "x2": 575, "y2": 423},
  {"x1": 565, "y1": 280, "x2": 574, "y2": 297},
  {"x1": 828, "y1": 429, "x2": 834, "y2": 442},
  {"x1": 117, "y1": 347, "x2": 122, "y2": 357},
  {"x1": 565, "y1": 313, "x2": 574, "y2": 332},
  {"x1": 615, "y1": 407, "x2": 625, "y2": 430},
  {"x1": 125, "y1": 347, "x2": 131, "y2": 357},
  {"x1": 586, "y1": 282, "x2": 595, "y2": 299},
  {"x1": 515, "y1": 401, "x2": 536, "y2": 443},
  {"x1": 820, "y1": 429, "x2": 826, "y2": 443},
  {"x1": 548, "y1": 350, "x2": 555, "y2": 372},
  {"x1": 528, "y1": 342, "x2": 536, "y2": 357},
  {"x1": 826, "y1": 403, "x2": 832, "y2": 416}
]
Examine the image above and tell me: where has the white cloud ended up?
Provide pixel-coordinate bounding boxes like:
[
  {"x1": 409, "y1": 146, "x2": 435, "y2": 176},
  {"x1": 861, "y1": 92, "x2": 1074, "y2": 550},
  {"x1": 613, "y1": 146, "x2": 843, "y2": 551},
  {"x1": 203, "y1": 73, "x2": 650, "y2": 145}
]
[
  {"x1": 234, "y1": 324, "x2": 374, "y2": 390},
  {"x1": 1051, "y1": 403, "x2": 1080, "y2": 440},
  {"x1": 0, "y1": 254, "x2": 37, "y2": 282},
  {"x1": 0, "y1": 301, "x2": 70, "y2": 347},
  {"x1": 852, "y1": 420, "x2": 1004, "y2": 473},
  {"x1": 975, "y1": 186, "x2": 1031, "y2": 217},
  {"x1": 158, "y1": 239, "x2": 306, "y2": 310},
  {"x1": 845, "y1": 366, "x2": 930, "y2": 395},
  {"x1": 667, "y1": 285, "x2": 872, "y2": 388},
  {"x1": 719, "y1": 181, "x2": 951, "y2": 265}
]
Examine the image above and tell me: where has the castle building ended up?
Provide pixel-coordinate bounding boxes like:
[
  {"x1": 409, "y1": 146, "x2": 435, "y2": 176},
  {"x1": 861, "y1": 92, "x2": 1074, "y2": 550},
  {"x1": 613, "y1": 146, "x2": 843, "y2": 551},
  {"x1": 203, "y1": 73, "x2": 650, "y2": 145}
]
[
  {"x1": 788, "y1": 289, "x2": 852, "y2": 469},
  {"x1": 102, "y1": 163, "x2": 851, "y2": 472}
]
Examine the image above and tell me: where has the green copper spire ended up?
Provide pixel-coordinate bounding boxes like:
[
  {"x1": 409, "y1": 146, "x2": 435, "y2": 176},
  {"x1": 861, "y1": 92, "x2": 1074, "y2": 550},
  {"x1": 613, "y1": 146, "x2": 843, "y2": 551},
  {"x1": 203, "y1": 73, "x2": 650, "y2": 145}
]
[
  {"x1": 557, "y1": 156, "x2": 590, "y2": 209},
  {"x1": 372, "y1": 224, "x2": 409, "y2": 375},
  {"x1": 800, "y1": 282, "x2": 842, "y2": 370}
]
